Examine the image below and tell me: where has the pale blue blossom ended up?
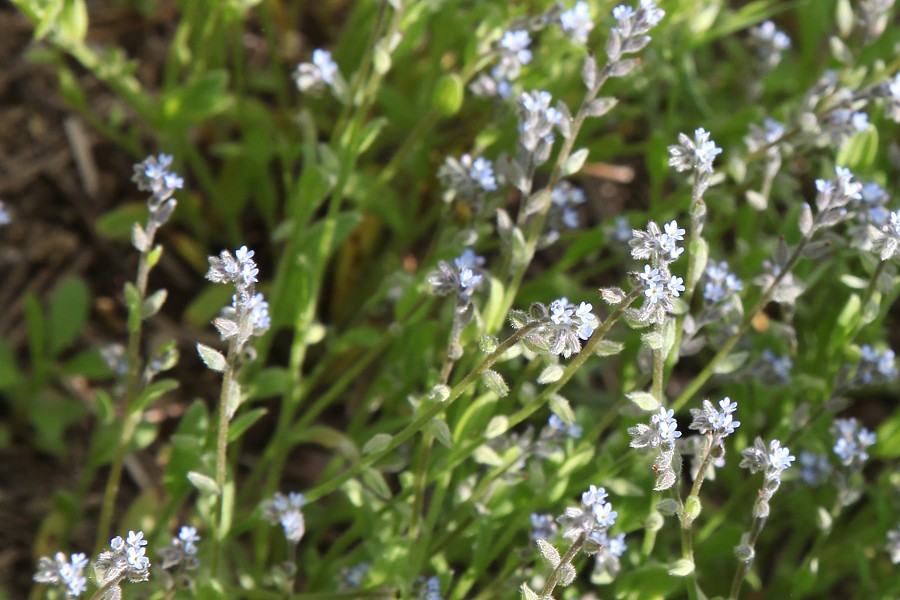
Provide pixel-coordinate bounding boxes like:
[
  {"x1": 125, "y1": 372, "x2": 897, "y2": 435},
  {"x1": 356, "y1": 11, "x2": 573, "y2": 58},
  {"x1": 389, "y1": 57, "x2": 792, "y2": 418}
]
[{"x1": 560, "y1": 1, "x2": 594, "y2": 44}]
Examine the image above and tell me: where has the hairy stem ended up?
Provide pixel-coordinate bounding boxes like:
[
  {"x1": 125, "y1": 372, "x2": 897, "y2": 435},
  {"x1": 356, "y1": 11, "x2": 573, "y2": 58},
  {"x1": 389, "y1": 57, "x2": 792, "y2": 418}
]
[{"x1": 540, "y1": 532, "x2": 586, "y2": 597}]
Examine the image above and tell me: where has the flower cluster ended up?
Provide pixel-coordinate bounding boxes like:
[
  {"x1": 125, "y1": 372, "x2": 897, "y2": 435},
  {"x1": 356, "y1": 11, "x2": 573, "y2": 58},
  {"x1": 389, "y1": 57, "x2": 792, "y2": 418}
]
[
  {"x1": 557, "y1": 486, "x2": 622, "y2": 552},
  {"x1": 533, "y1": 297, "x2": 600, "y2": 358},
  {"x1": 878, "y1": 72, "x2": 900, "y2": 122},
  {"x1": 131, "y1": 153, "x2": 183, "y2": 229},
  {"x1": 832, "y1": 418, "x2": 876, "y2": 468},
  {"x1": 560, "y1": 1, "x2": 593, "y2": 44},
  {"x1": 846, "y1": 182, "x2": 891, "y2": 250},
  {"x1": 753, "y1": 259, "x2": 806, "y2": 306},
  {"x1": 749, "y1": 20, "x2": 791, "y2": 71},
  {"x1": 690, "y1": 397, "x2": 741, "y2": 439},
  {"x1": 206, "y1": 246, "x2": 271, "y2": 347},
  {"x1": 438, "y1": 153, "x2": 497, "y2": 205},
  {"x1": 294, "y1": 49, "x2": 345, "y2": 97},
  {"x1": 158, "y1": 525, "x2": 201, "y2": 572},
  {"x1": 745, "y1": 117, "x2": 786, "y2": 156},
  {"x1": 667, "y1": 128, "x2": 723, "y2": 197},
  {"x1": 517, "y1": 90, "x2": 563, "y2": 165},
  {"x1": 93, "y1": 531, "x2": 151, "y2": 596},
  {"x1": 798, "y1": 451, "x2": 832, "y2": 486},
  {"x1": 427, "y1": 248, "x2": 486, "y2": 305},
  {"x1": 739, "y1": 438, "x2": 795, "y2": 518},
  {"x1": 544, "y1": 413, "x2": 583, "y2": 441},
  {"x1": 33, "y1": 552, "x2": 89, "y2": 598},
  {"x1": 419, "y1": 576, "x2": 442, "y2": 600},
  {"x1": 758, "y1": 349, "x2": 793, "y2": 383},
  {"x1": 543, "y1": 181, "x2": 586, "y2": 245},
  {"x1": 471, "y1": 29, "x2": 533, "y2": 99},
  {"x1": 703, "y1": 260, "x2": 744, "y2": 304},
  {"x1": 607, "y1": 1, "x2": 666, "y2": 73},
  {"x1": 628, "y1": 220, "x2": 686, "y2": 325},
  {"x1": 869, "y1": 209, "x2": 900, "y2": 262},
  {"x1": 629, "y1": 407, "x2": 681, "y2": 490},
  {"x1": 530, "y1": 512, "x2": 558, "y2": 542},
  {"x1": 854, "y1": 344, "x2": 898, "y2": 385},
  {"x1": 887, "y1": 525, "x2": 900, "y2": 564},
  {"x1": 263, "y1": 491, "x2": 307, "y2": 544}
]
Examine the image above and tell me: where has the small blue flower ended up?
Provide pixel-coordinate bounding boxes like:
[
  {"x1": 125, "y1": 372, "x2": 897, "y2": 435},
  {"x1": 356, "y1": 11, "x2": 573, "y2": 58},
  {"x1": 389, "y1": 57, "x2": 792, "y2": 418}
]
[{"x1": 560, "y1": 2, "x2": 594, "y2": 44}]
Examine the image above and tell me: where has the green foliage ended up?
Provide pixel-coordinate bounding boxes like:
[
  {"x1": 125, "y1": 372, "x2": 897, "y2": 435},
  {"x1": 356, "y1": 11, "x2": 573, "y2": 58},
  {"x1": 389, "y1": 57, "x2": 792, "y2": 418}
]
[{"x1": 7, "y1": 0, "x2": 900, "y2": 599}]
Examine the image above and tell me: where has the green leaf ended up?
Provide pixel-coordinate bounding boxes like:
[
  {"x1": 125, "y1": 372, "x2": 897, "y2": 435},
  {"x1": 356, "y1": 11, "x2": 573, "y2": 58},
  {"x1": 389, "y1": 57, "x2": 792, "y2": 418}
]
[
  {"x1": 362, "y1": 433, "x2": 393, "y2": 455},
  {"x1": 428, "y1": 417, "x2": 454, "y2": 448},
  {"x1": 712, "y1": 351, "x2": 748, "y2": 375},
  {"x1": 141, "y1": 288, "x2": 167, "y2": 320},
  {"x1": 432, "y1": 73, "x2": 464, "y2": 116},
  {"x1": 537, "y1": 364, "x2": 564, "y2": 384},
  {"x1": 197, "y1": 343, "x2": 227, "y2": 372},
  {"x1": 563, "y1": 148, "x2": 589, "y2": 176},
  {"x1": 485, "y1": 415, "x2": 509, "y2": 439},
  {"x1": 49, "y1": 277, "x2": 89, "y2": 355},
  {"x1": 357, "y1": 117, "x2": 388, "y2": 154},
  {"x1": 24, "y1": 294, "x2": 47, "y2": 371},
  {"x1": 187, "y1": 471, "x2": 220, "y2": 496},
  {"x1": 626, "y1": 390, "x2": 659, "y2": 411},
  {"x1": 549, "y1": 395, "x2": 576, "y2": 427},
  {"x1": 837, "y1": 127, "x2": 879, "y2": 172},
  {"x1": 96, "y1": 203, "x2": 148, "y2": 241},
  {"x1": 481, "y1": 370, "x2": 509, "y2": 397},
  {"x1": 134, "y1": 378, "x2": 179, "y2": 412},
  {"x1": 162, "y1": 70, "x2": 231, "y2": 123},
  {"x1": 593, "y1": 339, "x2": 624, "y2": 357},
  {"x1": 668, "y1": 558, "x2": 695, "y2": 577},
  {"x1": 57, "y1": 0, "x2": 88, "y2": 43},
  {"x1": 228, "y1": 408, "x2": 267, "y2": 442}
]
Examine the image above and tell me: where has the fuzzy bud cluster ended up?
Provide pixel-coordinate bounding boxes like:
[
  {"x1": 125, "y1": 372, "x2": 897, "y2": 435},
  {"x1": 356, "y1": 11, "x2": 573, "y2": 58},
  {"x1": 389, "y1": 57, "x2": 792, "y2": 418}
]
[
  {"x1": 530, "y1": 297, "x2": 599, "y2": 359},
  {"x1": 263, "y1": 492, "x2": 307, "y2": 545},
  {"x1": 470, "y1": 29, "x2": 533, "y2": 99},
  {"x1": 690, "y1": 397, "x2": 741, "y2": 439},
  {"x1": 158, "y1": 526, "x2": 201, "y2": 572},
  {"x1": 427, "y1": 248, "x2": 486, "y2": 305},
  {"x1": 132, "y1": 154, "x2": 183, "y2": 229},
  {"x1": 667, "y1": 128, "x2": 723, "y2": 198},
  {"x1": 294, "y1": 49, "x2": 346, "y2": 98},
  {"x1": 749, "y1": 20, "x2": 791, "y2": 71},
  {"x1": 739, "y1": 438, "x2": 795, "y2": 518},
  {"x1": 438, "y1": 154, "x2": 497, "y2": 206},
  {"x1": 629, "y1": 406, "x2": 681, "y2": 490},
  {"x1": 831, "y1": 417, "x2": 876, "y2": 468},
  {"x1": 517, "y1": 90, "x2": 564, "y2": 165},
  {"x1": 92, "y1": 530, "x2": 151, "y2": 598},
  {"x1": 33, "y1": 552, "x2": 89, "y2": 598},
  {"x1": 206, "y1": 246, "x2": 271, "y2": 347},
  {"x1": 606, "y1": 1, "x2": 665, "y2": 74},
  {"x1": 556, "y1": 485, "x2": 624, "y2": 558},
  {"x1": 868, "y1": 209, "x2": 900, "y2": 262},
  {"x1": 628, "y1": 220, "x2": 686, "y2": 325}
]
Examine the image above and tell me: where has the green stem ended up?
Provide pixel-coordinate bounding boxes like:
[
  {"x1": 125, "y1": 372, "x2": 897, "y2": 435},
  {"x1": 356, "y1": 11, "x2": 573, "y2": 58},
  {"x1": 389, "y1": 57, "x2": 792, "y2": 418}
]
[
  {"x1": 211, "y1": 337, "x2": 240, "y2": 574},
  {"x1": 540, "y1": 533, "x2": 586, "y2": 596},
  {"x1": 729, "y1": 516, "x2": 768, "y2": 600},
  {"x1": 95, "y1": 218, "x2": 157, "y2": 551}
]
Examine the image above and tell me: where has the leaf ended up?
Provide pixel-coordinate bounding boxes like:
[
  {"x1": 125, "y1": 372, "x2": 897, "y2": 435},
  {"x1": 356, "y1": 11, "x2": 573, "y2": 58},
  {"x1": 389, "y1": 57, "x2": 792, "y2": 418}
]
[
  {"x1": 549, "y1": 394, "x2": 576, "y2": 425},
  {"x1": 162, "y1": 70, "x2": 232, "y2": 124},
  {"x1": 473, "y1": 444, "x2": 503, "y2": 466},
  {"x1": 799, "y1": 202, "x2": 813, "y2": 236},
  {"x1": 520, "y1": 583, "x2": 540, "y2": 600},
  {"x1": 428, "y1": 417, "x2": 454, "y2": 448},
  {"x1": 711, "y1": 351, "x2": 748, "y2": 375},
  {"x1": 626, "y1": 390, "x2": 659, "y2": 411},
  {"x1": 227, "y1": 408, "x2": 267, "y2": 442},
  {"x1": 197, "y1": 343, "x2": 227, "y2": 372},
  {"x1": 141, "y1": 289, "x2": 167, "y2": 319},
  {"x1": 593, "y1": 339, "x2": 624, "y2": 357},
  {"x1": 362, "y1": 433, "x2": 393, "y2": 455},
  {"x1": 536, "y1": 538, "x2": 561, "y2": 567},
  {"x1": 745, "y1": 189, "x2": 767, "y2": 211},
  {"x1": 537, "y1": 364, "x2": 564, "y2": 384},
  {"x1": 668, "y1": 558, "x2": 695, "y2": 577},
  {"x1": 485, "y1": 415, "x2": 509, "y2": 439},
  {"x1": 688, "y1": 237, "x2": 709, "y2": 291},
  {"x1": 432, "y1": 73, "x2": 464, "y2": 116},
  {"x1": 187, "y1": 471, "x2": 220, "y2": 496},
  {"x1": 584, "y1": 97, "x2": 617, "y2": 118},
  {"x1": 563, "y1": 148, "x2": 589, "y2": 176},
  {"x1": 134, "y1": 378, "x2": 179, "y2": 412},
  {"x1": 96, "y1": 203, "x2": 147, "y2": 241},
  {"x1": 481, "y1": 370, "x2": 509, "y2": 397},
  {"x1": 49, "y1": 277, "x2": 89, "y2": 355}
]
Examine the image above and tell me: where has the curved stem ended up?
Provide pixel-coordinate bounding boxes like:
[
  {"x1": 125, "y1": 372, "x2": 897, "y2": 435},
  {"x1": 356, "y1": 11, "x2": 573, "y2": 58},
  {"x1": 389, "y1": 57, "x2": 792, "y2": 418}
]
[
  {"x1": 729, "y1": 516, "x2": 768, "y2": 600},
  {"x1": 540, "y1": 533, "x2": 586, "y2": 597}
]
